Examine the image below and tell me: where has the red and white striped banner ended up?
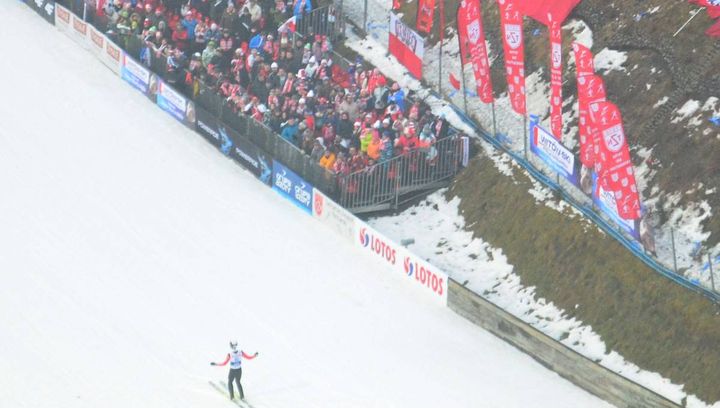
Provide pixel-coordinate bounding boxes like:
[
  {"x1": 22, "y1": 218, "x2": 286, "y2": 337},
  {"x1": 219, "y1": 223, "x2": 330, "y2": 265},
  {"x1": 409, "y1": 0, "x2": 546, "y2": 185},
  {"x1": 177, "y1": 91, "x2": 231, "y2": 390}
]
[
  {"x1": 549, "y1": 19, "x2": 563, "y2": 138},
  {"x1": 389, "y1": 13, "x2": 425, "y2": 79}
]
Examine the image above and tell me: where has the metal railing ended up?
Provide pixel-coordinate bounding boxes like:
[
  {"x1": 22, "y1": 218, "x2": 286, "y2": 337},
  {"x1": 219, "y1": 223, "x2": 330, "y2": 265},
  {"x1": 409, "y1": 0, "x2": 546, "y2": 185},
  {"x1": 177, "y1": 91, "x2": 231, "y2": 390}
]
[
  {"x1": 338, "y1": 135, "x2": 464, "y2": 213},
  {"x1": 295, "y1": 5, "x2": 343, "y2": 42}
]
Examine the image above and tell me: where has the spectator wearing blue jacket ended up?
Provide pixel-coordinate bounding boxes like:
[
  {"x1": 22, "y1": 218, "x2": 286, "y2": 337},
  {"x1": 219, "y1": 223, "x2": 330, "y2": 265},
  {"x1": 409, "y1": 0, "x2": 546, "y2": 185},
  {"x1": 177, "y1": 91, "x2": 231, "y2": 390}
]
[
  {"x1": 388, "y1": 82, "x2": 405, "y2": 113},
  {"x1": 281, "y1": 117, "x2": 299, "y2": 145},
  {"x1": 294, "y1": 0, "x2": 313, "y2": 19},
  {"x1": 181, "y1": 11, "x2": 198, "y2": 41}
]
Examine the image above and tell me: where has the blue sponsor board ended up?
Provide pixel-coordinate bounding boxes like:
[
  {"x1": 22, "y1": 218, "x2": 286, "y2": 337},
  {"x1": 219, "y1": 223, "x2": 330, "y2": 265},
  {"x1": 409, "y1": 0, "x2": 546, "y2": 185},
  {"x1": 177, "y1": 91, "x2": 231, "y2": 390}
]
[
  {"x1": 529, "y1": 115, "x2": 580, "y2": 188},
  {"x1": 156, "y1": 80, "x2": 187, "y2": 122},
  {"x1": 592, "y1": 173, "x2": 640, "y2": 240},
  {"x1": 121, "y1": 54, "x2": 150, "y2": 94},
  {"x1": 272, "y1": 161, "x2": 313, "y2": 214}
]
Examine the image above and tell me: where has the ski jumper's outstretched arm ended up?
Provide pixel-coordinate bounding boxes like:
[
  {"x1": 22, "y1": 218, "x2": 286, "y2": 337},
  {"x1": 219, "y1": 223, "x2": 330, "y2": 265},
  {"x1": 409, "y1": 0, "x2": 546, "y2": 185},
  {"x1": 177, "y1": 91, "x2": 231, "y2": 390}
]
[
  {"x1": 211, "y1": 354, "x2": 231, "y2": 366},
  {"x1": 241, "y1": 351, "x2": 259, "y2": 359}
]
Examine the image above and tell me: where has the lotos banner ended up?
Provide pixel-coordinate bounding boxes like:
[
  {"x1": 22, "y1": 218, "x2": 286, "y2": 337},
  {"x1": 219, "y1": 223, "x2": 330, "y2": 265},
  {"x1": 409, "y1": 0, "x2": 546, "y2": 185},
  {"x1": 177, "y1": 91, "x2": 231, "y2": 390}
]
[
  {"x1": 416, "y1": 0, "x2": 435, "y2": 34},
  {"x1": 549, "y1": 19, "x2": 563, "y2": 138},
  {"x1": 355, "y1": 222, "x2": 448, "y2": 304},
  {"x1": 272, "y1": 161, "x2": 313, "y2": 214},
  {"x1": 25, "y1": 0, "x2": 55, "y2": 24},
  {"x1": 457, "y1": 0, "x2": 494, "y2": 103},
  {"x1": 389, "y1": 13, "x2": 425, "y2": 79},
  {"x1": 529, "y1": 115, "x2": 580, "y2": 187},
  {"x1": 497, "y1": 0, "x2": 526, "y2": 114}
]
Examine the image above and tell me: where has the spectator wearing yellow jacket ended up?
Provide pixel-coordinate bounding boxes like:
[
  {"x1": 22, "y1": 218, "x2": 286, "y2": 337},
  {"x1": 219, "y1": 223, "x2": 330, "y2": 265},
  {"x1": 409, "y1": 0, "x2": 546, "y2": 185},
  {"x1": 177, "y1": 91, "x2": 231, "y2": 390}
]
[{"x1": 319, "y1": 149, "x2": 336, "y2": 170}]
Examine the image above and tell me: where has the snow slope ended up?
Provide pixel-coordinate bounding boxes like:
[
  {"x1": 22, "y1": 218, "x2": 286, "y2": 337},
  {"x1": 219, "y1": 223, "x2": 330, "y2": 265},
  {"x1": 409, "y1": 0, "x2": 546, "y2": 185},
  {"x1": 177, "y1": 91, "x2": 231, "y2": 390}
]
[{"x1": 0, "y1": 2, "x2": 610, "y2": 408}]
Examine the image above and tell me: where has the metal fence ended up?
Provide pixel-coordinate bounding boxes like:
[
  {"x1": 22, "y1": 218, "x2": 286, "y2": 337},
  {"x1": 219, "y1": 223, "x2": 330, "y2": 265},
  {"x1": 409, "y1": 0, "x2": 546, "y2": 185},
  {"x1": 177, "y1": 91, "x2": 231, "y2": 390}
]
[
  {"x1": 338, "y1": 135, "x2": 464, "y2": 213},
  {"x1": 295, "y1": 5, "x2": 344, "y2": 42}
]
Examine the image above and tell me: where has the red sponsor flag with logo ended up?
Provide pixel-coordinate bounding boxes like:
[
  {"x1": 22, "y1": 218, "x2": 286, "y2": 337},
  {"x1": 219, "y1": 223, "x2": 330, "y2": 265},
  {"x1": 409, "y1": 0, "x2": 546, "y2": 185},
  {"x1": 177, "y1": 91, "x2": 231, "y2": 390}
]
[
  {"x1": 707, "y1": 18, "x2": 720, "y2": 37},
  {"x1": 457, "y1": 0, "x2": 494, "y2": 103},
  {"x1": 578, "y1": 74, "x2": 606, "y2": 167},
  {"x1": 498, "y1": 0, "x2": 526, "y2": 114},
  {"x1": 520, "y1": 0, "x2": 581, "y2": 25},
  {"x1": 572, "y1": 42, "x2": 594, "y2": 77},
  {"x1": 589, "y1": 101, "x2": 641, "y2": 219},
  {"x1": 417, "y1": 0, "x2": 436, "y2": 33},
  {"x1": 549, "y1": 19, "x2": 563, "y2": 138}
]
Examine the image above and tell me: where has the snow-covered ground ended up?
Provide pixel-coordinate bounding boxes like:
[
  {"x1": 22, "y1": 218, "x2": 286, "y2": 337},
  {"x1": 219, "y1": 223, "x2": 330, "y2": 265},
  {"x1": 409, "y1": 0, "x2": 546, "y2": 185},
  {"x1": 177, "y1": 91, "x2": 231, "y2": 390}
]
[
  {"x1": 343, "y1": 1, "x2": 719, "y2": 407},
  {"x1": 0, "y1": 2, "x2": 613, "y2": 407}
]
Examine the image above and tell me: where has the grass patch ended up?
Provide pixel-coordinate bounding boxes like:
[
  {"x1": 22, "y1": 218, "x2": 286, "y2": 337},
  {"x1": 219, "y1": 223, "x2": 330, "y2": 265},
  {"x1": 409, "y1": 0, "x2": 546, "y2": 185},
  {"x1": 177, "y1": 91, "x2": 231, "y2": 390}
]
[{"x1": 449, "y1": 153, "x2": 720, "y2": 403}]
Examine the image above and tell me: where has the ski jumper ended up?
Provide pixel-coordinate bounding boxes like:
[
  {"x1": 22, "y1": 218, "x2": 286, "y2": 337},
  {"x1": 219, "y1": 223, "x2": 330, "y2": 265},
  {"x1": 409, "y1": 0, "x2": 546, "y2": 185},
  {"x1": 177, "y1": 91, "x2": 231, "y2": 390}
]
[{"x1": 214, "y1": 349, "x2": 257, "y2": 399}]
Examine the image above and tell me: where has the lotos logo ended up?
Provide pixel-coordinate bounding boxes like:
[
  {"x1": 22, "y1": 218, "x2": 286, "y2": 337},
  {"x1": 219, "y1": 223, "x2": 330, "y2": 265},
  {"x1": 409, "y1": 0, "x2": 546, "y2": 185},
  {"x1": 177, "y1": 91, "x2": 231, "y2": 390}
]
[
  {"x1": 403, "y1": 256, "x2": 445, "y2": 296},
  {"x1": 359, "y1": 228, "x2": 370, "y2": 247},
  {"x1": 359, "y1": 228, "x2": 396, "y2": 265},
  {"x1": 314, "y1": 193, "x2": 324, "y2": 216},
  {"x1": 403, "y1": 257, "x2": 414, "y2": 277}
]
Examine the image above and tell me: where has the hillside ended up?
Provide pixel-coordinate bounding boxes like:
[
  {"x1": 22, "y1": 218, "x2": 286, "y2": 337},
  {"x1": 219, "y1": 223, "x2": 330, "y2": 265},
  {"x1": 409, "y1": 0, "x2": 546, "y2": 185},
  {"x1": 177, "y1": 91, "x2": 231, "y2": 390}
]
[{"x1": 341, "y1": 0, "x2": 720, "y2": 404}]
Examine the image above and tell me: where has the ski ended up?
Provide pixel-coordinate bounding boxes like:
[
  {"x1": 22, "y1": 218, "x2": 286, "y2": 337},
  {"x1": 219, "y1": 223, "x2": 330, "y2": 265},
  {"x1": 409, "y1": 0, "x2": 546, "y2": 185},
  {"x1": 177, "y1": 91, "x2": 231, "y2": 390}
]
[
  {"x1": 219, "y1": 380, "x2": 257, "y2": 408},
  {"x1": 207, "y1": 380, "x2": 245, "y2": 407}
]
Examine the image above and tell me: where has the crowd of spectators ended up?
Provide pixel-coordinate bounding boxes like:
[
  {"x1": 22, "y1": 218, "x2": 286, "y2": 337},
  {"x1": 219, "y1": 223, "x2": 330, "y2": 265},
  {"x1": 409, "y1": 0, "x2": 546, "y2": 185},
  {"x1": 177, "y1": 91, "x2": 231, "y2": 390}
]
[{"x1": 100, "y1": 0, "x2": 451, "y2": 176}]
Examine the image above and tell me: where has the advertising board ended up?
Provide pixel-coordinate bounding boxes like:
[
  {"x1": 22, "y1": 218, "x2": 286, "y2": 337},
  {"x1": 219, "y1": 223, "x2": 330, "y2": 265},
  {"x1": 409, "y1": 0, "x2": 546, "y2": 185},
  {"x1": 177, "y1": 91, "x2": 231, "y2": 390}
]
[
  {"x1": 25, "y1": 0, "x2": 55, "y2": 24},
  {"x1": 312, "y1": 189, "x2": 356, "y2": 242},
  {"x1": 70, "y1": 13, "x2": 89, "y2": 48},
  {"x1": 55, "y1": 3, "x2": 71, "y2": 34},
  {"x1": 121, "y1": 54, "x2": 151, "y2": 94},
  {"x1": 355, "y1": 222, "x2": 448, "y2": 304},
  {"x1": 156, "y1": 80, "x2": 195, "y2": 129},
  {"x1": 272, "y1": 161, "x2": 313, "y2": 214},
  {"x1": 226, "y1": 127, "x2": 273, "y2": 185},
  {"x1": 529, "y1": 115, "x2": 580, "y2": 187}
]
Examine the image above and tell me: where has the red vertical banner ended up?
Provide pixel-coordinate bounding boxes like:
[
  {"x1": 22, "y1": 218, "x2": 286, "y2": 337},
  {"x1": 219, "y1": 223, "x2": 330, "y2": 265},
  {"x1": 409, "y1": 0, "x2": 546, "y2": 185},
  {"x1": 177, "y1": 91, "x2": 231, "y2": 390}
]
[
  {"x1": 549, "y1": 19, "x2": 563, "y2": 138},
  {"x1": 457, "y1": 0, "x2": 494, "y2": 103},
  {"x1": 417, "y1": 0, "x2": 436, "y2": 34},
  {"x1": 588, "y1": 101, "x2": 641, "y2": 219},
  {"x1": 578, "y1": 74, "x2": 606, "y2": 167},
  {"x1": 573, "y1": 42, "x2": 596, "y2": 166},
  {"x1": 498, "y1": 0, "x2": 526, "y2": 114}
]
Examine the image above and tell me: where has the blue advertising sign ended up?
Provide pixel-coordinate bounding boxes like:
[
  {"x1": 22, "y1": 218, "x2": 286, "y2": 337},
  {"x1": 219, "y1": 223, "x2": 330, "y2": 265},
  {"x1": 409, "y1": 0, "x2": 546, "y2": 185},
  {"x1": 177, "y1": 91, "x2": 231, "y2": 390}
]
[
  {"x1": 592, "y1": 173, "x2": 640, "y2": 240},
  {"x1": 272, "y1": 161, "x2": 313, "y2": 214},
  {"x1": 157, "y1": 80, "x2": 187, "y2": 122},
  {"x1": 529, "y1": 115, "x2": 580, "y2": 188},
  {"x1": 121, "y1": 53, "x2": 150, "y2": 94}
]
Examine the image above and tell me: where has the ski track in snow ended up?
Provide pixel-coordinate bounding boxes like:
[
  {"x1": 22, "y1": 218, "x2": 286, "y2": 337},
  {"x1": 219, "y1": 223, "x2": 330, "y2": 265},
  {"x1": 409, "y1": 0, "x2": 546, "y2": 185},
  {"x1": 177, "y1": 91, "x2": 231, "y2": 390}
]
[{"x1": 0, "y1": 3, "x2": 611, "y2": 408}]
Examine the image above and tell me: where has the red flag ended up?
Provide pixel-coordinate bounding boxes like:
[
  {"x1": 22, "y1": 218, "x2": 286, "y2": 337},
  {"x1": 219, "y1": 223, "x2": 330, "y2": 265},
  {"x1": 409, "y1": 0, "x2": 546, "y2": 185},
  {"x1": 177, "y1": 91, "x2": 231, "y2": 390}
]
[
  {"x1": 458, "y1": 0, "x2": 494, "y2": 103},
  {"x1": 449, "y1": 73, "x2": 461, "y2": 90},
  {"x1": 393, "y1": 0, "x2": 402, "y2": 10},
  {"x1": 707, "y1": 18, "x2": 720, "y2": 36},
  {"x1": 498, "y1": 0, "x2": 526, "y2": 114},
  {"x1": 417, "y1": 0, "x2": 436, "y2": 33},
  {"x1": 549, "y1": 18, "x2": 563, "y2": 138},
  {"x1": 589, "y1": 101, "x2": 641, "y2": 220},
  {"x1": 572, "y1": 42, "x2": 594, "y2": 77},
  {"x1": 578, "y1": 74, "x2": 606, "y2": 167},
  {"x1": 521, "y1": 0, "x2": 581, "y2": 25},
  {"x1": 690, "y1": 0, "x2": 720, "y2": 19}
]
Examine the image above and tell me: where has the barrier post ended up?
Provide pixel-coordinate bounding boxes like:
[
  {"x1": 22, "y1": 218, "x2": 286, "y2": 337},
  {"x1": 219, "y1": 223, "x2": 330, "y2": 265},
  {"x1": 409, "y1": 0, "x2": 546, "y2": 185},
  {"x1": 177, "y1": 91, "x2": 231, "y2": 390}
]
[
  {"x1": 709, "y1": 252, "x2": 717, "y2": 293},
  {"x1": 671, "y1": 228, "x2": 678, "y2": 274}
]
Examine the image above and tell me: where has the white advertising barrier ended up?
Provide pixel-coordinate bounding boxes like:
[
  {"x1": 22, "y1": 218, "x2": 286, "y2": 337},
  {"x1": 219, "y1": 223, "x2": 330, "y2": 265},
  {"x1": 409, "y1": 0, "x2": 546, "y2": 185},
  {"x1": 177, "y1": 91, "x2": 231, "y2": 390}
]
[
  {"x1": 312, "y1": 189, "x2": 355, "y2": 243},
  {"x1": 70, "y1": 13, "x2": 90, "y2": 48},
  {"x1": 355, "y1": 221, "x2": 448, "y2": 305},
  {"x1": 87, "y1": 25, "x2": 105, "y2": 60},
  {"x1": 55, "y1": 3, "x2": 71, "y2": 35},
  {"x1": 100, "y1": 36, "x2": 123, "y2": 75}
]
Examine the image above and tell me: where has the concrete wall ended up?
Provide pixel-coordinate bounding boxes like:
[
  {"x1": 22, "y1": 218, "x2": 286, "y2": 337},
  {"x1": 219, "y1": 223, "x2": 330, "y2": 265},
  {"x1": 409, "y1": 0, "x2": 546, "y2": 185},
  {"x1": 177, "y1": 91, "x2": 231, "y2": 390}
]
[{"x1": 447, "y1": 279, "x2": 680, "y2": 408}]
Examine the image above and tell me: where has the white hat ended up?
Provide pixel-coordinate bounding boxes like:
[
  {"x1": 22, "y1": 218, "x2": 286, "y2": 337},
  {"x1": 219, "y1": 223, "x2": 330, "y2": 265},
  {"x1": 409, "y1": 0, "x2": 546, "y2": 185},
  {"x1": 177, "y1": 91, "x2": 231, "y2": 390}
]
[
  {"x1": 373, "y1": 120, "x2": 381, "y2": 129},
  {"x1": 307, "y1": 90, "x2": 315, "y2": 98},
  {"x1": 299, "y1": 98, "x2": 306, "y2": 104},
  {"x1": 271, "y1": 62, "x2": 278, "y2": 69}
]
